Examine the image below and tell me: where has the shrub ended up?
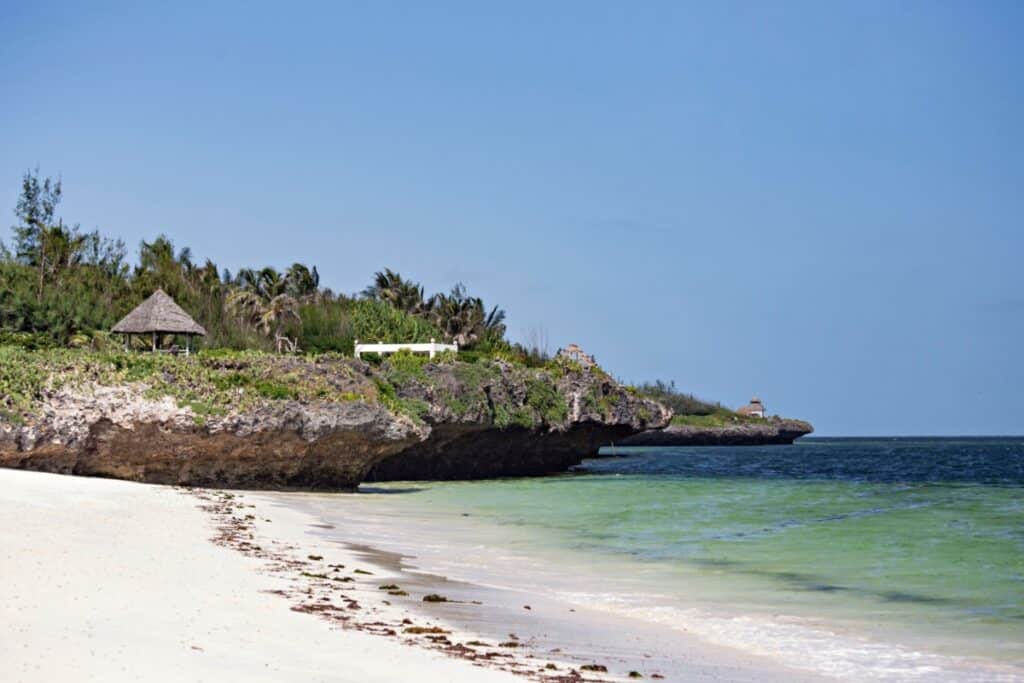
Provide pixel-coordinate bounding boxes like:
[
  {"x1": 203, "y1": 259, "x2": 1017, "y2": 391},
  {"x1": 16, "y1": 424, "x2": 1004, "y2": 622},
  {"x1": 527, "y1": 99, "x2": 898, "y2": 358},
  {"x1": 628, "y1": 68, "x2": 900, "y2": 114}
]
[
  {"x1": 351, "y1": 299, "x2": 441, "y2": 345},
  {"x1": 254, "y1": 380, "x2": 297, "y2": 400},
  {"x1": 525, "y1": 374, "x2": 568, "y2": 424},
  {"x1": 293, "y1": 300, "x2": 355, "y2": 354},
  {"x1": 634, "y1": 379, "x2": 720, "y2": 416}
]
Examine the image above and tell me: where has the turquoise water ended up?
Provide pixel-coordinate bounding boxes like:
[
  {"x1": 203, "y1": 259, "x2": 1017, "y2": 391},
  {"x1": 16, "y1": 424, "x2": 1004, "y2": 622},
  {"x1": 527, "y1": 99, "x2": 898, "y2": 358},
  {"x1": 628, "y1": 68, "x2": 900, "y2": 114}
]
[{"x1": 315, "y1": 438, "x2": 1024, "y2": 679}]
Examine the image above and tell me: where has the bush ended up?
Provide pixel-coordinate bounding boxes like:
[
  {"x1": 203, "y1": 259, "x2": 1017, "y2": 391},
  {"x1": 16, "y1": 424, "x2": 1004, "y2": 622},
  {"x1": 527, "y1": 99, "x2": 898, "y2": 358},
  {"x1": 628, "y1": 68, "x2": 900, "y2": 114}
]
[
  {"x1": 0, "y1": 331, "x2": 58, "y2": 350},
  {"x1": 293, "y1": 300, "x2": 355, "y2": 354},
  {"x1": 634, "y1": 380, "x2": 720, "y2": 416},
  {"x1": 525, "y1": 374, "x2": 568, "y2": 424},
  {"x1": 351, "y1": 299, "x2": 441, "y2": 345}
]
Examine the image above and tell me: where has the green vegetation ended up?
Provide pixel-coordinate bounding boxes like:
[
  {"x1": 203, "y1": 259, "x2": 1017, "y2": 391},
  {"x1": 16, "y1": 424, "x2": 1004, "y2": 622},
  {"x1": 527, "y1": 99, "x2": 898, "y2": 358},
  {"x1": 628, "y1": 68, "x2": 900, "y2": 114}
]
[
  {"x1": 633, "y1": 379, "x2": 721, "y2": 416},
  {"x1": 0, "y1": 170, "x2": 519, "y2": 357},
  {"x1": 0, "y1": 346, "x2": 376, "y2": 421},
  {"x1": 670, "y1": 408, "x2": 756, "y2": 427},
  {"x1": 0, "y1": 170, "x2": 743, "y2": 429},
  {"x1": 525, "y1": 374, "x2": 569, "y2": 423}
]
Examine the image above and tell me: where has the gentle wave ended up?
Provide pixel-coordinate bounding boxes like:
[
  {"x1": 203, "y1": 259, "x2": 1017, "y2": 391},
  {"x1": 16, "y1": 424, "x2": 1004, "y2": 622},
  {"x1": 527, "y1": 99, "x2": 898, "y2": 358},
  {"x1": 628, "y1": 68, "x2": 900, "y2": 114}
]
[{"x1": 556, "y1": 590, "x2": 1024, "y2": 681}]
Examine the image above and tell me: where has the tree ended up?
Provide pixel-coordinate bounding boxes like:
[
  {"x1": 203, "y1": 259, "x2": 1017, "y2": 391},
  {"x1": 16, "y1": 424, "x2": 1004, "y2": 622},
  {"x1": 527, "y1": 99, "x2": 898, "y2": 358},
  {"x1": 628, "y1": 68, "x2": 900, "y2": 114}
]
[
  {"x1": 428, "y1": 283, "x2": 506, "y2": 348},
  {"x1": 135, "y1": 234, "x2": 196, "y2": 301},
  {"x1": 227, "y1": 268, "x2": 302, "y2": 352},
  {"x1": 284, "y1": 263, "x2": 320, "y2": 300},
  {"x1": 11, "y1": 169, "x2": 63, "y2": 298},
  {"x1": 363, "y1": 268, "x2": 431, "y2": 316}
]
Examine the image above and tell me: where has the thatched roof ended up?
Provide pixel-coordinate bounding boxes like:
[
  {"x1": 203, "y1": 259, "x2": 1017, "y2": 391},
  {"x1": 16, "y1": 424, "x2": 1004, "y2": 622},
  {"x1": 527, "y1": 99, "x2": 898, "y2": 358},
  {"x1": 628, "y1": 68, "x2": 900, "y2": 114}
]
[
  {"x1": 112, "y1": 289, "x2": 207, "y2": 336},
  {"x1": 737, "y1": 397, "x2": 765, "y2": 416}
]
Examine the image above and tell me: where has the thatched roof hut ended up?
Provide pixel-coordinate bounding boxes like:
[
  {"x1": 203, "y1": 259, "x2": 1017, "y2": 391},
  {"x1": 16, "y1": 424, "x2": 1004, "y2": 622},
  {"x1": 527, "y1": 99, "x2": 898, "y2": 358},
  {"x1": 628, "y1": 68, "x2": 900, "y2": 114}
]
[{"x1": 112, "y1": 289, "x2": 206, "y2": 352}]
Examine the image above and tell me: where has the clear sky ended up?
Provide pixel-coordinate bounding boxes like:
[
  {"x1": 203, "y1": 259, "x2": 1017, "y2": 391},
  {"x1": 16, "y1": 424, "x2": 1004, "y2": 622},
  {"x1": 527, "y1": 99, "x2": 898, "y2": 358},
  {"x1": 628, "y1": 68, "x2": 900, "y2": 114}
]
[{"x1": 2, "y1": 1, "x2": 1021, "y2": 436}]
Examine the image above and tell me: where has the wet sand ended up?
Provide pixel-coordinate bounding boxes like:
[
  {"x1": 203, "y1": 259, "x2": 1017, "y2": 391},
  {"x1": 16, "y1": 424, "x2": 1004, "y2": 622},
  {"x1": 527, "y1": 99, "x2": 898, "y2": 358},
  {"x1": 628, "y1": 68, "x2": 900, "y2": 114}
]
[{"x1": 252, "y1": 490, "x2": 825, "y2": 682}]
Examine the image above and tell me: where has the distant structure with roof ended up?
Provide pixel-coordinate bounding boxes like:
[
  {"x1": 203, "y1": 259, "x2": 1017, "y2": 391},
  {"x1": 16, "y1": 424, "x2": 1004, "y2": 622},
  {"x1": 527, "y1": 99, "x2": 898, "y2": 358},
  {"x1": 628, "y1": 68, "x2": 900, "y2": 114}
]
[
  {"x1": 556, "y1": 343, "x2": 596, "y2": 368},
  {"x1": 112, "y1": 289, "x2": 207, "y2": 355},
  {"x1": 737, "y1": 397, "x2": 766, "y2": 418}
]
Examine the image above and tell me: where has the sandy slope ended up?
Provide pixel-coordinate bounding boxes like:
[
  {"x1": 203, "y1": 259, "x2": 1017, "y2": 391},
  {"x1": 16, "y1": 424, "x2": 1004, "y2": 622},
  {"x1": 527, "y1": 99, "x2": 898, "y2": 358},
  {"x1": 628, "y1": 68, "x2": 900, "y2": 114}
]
[{"x1": 0, "y1": 469, "x2": 517, "y2": 683}]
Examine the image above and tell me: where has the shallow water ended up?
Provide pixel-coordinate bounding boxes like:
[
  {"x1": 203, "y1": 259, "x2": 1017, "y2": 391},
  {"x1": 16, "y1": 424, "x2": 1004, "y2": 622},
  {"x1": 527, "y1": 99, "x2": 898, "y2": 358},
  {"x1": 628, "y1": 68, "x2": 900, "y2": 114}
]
[{"x1": 306, "y1": 438, "x2": 1024, "y2": 680}]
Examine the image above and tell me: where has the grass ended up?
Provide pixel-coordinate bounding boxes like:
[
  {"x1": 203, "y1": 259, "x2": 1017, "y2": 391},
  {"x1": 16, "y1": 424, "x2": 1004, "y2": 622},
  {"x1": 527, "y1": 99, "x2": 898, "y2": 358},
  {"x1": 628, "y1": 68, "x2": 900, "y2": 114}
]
[
  {"x1": 0, "y1": 345, "x2": 617, "y2": 433},
  {"x1": 525, "y1": 374, "x2": 568, "y2": 424},
  {"x1": 0, "y1": 347, "x2": 376, "y2": 421},
  {"x1": 670, "y1": 407, "x2": 755, "y2": 427}
]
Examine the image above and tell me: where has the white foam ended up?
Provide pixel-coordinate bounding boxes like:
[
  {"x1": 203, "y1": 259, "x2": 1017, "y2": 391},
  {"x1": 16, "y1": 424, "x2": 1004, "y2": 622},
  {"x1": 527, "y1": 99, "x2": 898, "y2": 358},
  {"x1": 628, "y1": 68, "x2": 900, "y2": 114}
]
[
  {"x1": 299, "y1": 495, "x2": 1024, "y2": 682},
  {"x1": 555, "y1": 591, "x2": 1024, "y2": 682}
]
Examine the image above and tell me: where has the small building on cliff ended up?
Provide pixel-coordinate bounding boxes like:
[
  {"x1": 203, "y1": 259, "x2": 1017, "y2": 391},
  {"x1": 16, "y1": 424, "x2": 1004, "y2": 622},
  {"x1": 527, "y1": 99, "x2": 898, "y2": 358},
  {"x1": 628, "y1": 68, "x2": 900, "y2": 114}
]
[
  {"x1": 737, "y1": 397, "x2": 766, "y2": 418},
  {"x1": 557, "y1": 343, "x2": 596, "y2": 368}
]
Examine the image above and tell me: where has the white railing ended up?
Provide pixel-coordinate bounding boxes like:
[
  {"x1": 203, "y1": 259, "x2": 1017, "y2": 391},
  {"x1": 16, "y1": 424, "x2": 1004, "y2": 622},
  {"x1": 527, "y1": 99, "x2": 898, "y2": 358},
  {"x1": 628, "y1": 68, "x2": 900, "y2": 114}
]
[{"x1": 353, "y1": 338, "x2": 458, "y2": 360}]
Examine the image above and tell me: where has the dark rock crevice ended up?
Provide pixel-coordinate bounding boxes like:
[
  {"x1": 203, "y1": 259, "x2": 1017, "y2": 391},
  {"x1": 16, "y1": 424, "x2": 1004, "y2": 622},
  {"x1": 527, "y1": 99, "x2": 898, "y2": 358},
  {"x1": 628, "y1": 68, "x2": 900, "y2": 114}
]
[{"x1": 367, "y1": 422, "x2": 639, "y2": 481}]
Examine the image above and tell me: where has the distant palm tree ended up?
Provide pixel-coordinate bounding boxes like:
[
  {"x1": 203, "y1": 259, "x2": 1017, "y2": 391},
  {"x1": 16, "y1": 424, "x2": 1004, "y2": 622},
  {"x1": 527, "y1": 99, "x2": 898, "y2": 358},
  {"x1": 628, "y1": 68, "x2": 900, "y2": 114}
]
[
  {"x1": 363, "y1": 268, "x2": 431, "y2": 316},
  {"x1": 284, "y1": 263, "x2": 321, "y2": 300},
  {"x1": 228, "y1": 266, "x2": 303, "y2": 352},
  {"x1": 429, "y1": 283, "x2": 506, "y2": 347},
  {"x1": 136, "y1": 234, "x2": 196, "y2": 302}
]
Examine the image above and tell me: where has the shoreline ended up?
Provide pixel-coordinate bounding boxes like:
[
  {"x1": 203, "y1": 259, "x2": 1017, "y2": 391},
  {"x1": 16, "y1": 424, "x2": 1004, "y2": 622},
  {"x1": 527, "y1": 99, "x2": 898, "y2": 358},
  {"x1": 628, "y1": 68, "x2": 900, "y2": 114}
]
[
  {"x1": 262, "y1": 478, "x2": 1024, "y2": 683},
  {"x1": 11, "y1": 466, "x2": 1017, "y2": 681},
  {"x1": 247, "y1": 490, "x2": 821, "y2": 682},
  {"x1": 0, "y1": 469, "x2": 519, "y2": 683},
  {"x1": 0, "y1": 469, "x2": 819, "y2": 682}
]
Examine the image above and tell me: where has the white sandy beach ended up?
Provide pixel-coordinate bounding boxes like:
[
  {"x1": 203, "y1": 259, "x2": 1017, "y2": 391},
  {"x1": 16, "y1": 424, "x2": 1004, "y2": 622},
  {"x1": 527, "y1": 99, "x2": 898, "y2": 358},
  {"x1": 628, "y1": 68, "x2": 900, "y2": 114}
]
[
  {"x1": 1, "y1": 467, "x2": 832, "y2": 683},
  {"x1": 0, "y1": 469, "x2": 519, "y2": 683}
]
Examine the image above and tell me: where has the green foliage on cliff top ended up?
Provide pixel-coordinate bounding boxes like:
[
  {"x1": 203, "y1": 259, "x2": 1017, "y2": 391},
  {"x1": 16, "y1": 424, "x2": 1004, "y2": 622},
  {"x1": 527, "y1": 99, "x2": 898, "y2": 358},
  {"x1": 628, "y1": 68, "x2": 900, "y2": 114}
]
[
  {"x1": 372, "y1": 351, "x2": 572, "y2": 428},
  {"x1": 634, "y1": 379, "x2": 720, "y2": 416},
  {"x1": 670, "y1": 408, "x2": 753, "y2": 427},
  {"x1": 524, "y1": 374, "x2": 569, "y2": 424},
  {"x1": 0, "y1": 347, "x2": 376, "y2": 421},
  {"x1": 0, "y1": 346, "x2": 578, "y2": 429}
]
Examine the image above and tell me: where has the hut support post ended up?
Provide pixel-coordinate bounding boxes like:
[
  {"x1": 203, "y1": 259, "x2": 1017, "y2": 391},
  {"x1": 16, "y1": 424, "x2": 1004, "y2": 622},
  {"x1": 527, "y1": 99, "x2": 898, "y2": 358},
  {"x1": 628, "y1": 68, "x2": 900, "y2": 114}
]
[
  {"x1": 185, "y1": 335, "x2": 191, "y2": 357},
  {"x1": 151, "y1": 332, "x2": 157, "y2": 352}
]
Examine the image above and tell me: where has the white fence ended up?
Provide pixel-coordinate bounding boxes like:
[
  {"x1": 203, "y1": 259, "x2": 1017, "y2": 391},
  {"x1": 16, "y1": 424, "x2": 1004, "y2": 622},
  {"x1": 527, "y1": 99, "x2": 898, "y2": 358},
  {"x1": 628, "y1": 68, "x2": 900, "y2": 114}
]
[{"x1": 353, "y1": 338, "x2": 458, "y2": 360}]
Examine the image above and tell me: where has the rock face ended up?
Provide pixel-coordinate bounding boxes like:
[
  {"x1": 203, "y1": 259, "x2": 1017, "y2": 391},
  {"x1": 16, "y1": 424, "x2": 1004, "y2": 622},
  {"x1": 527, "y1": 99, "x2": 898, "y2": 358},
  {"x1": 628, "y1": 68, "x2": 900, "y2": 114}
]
[
  {"x1": 367, "y1": 363, "x2": 669, "y2": 481},
  {"x1": 0, "y1": 384, "x2": 426, "y2": 490},
  {"x1": 0, "y1": 358, "x2": 669, "y2": 490},
  {"x1": 614, "y1": 419, "x2": 813, "y2": 447}
]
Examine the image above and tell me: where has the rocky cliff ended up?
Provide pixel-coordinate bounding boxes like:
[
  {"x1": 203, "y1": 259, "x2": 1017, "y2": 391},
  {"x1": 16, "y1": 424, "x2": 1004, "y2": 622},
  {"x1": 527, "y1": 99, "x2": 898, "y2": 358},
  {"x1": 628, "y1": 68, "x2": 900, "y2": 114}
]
[
  {"x1": 367, "y1": 359, "x2": 668, "y2": 481},
  {"x1": 614, "y1": 418, "x2": 813, "y2": 447},
  {"x1": 0, "y1": 350, "x2": 668, "y2": 490}
]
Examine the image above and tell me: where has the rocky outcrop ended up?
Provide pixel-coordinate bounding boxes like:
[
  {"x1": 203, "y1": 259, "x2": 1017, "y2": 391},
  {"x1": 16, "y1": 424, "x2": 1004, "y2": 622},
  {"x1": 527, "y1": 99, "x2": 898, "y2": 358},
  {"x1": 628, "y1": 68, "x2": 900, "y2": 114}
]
[
  {"x1": 614, "y1": 418, "x2": 813, "y2": 447},
  {"x1": 367, "y1": 362, "x2": 669, "y2": 481},
  {"x1": 0, "y1": 383, "x2": 426, "y2": 490},
  {"x1": 0, "y1": 357, "x2": 669, "y2": 489}
]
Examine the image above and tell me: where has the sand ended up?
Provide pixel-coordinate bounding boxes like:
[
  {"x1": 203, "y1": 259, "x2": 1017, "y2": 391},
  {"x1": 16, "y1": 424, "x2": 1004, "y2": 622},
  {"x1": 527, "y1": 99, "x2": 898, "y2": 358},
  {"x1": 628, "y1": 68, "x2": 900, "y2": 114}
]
[
  {"x1": 0, "y1": 469, "x2": 519, "y2": 683},
  {"x1": 2, "y1": 468, "x2": 826, "y2": 682}
]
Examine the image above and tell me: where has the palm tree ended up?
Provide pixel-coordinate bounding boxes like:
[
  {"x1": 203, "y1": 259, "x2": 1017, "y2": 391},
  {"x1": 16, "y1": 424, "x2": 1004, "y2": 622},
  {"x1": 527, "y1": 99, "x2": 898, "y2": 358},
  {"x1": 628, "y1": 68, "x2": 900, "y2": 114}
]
[
  {"x1": 363, "y1": 268, "x2": 430, "y2": 316},
  {"x1": 284, "y1": 263, "x2": 320, "y2": 300},
  {"x1": 227, "y1": 266, "x2": 302, "y2": 352},
  {"x1": 481, "y1": 304, "x2": 507, "y2": 344},
  {"x1": 227, "y1": 288, "x2": 300, "y2": 353},
  {"x1": 428, "y1": 284, "x2": 505, "y2": 348},
  {"x1": 136, "y1": 235, "x2": 195, "y2": 302}
]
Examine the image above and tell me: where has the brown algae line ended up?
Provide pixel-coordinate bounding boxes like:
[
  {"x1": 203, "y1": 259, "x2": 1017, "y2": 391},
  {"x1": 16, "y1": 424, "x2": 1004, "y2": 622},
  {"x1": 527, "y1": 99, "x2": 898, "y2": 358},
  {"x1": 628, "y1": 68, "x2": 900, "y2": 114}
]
[{"x1": 185, "y1": 487, "x2": 628, "y2": 682}]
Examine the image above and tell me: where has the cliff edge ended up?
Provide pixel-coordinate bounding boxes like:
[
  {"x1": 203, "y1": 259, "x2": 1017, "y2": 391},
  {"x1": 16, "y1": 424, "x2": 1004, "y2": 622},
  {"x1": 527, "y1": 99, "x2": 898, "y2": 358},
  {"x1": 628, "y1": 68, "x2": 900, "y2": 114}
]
[
  {"x1": 614, "y1": 417, "x2": 813, "y2": 447},
  {"x1": 0, "y1": 349, "x2": 668, "y2": 490}
]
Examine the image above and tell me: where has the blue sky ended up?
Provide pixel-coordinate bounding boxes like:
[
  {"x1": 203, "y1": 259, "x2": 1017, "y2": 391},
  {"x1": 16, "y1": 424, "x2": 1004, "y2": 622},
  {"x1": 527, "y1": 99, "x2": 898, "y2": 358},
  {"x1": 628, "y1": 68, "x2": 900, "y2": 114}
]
[{"x1": 2, "y1": 1, "x2": 1021, "y2": 436}]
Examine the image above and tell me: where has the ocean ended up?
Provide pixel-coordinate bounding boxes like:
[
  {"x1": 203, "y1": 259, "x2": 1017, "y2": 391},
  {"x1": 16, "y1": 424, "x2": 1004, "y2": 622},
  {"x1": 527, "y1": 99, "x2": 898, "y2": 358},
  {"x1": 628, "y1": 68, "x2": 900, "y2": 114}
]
[{"x1": 296, "y1": 437, "x2": 1024, "y2": 680}]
